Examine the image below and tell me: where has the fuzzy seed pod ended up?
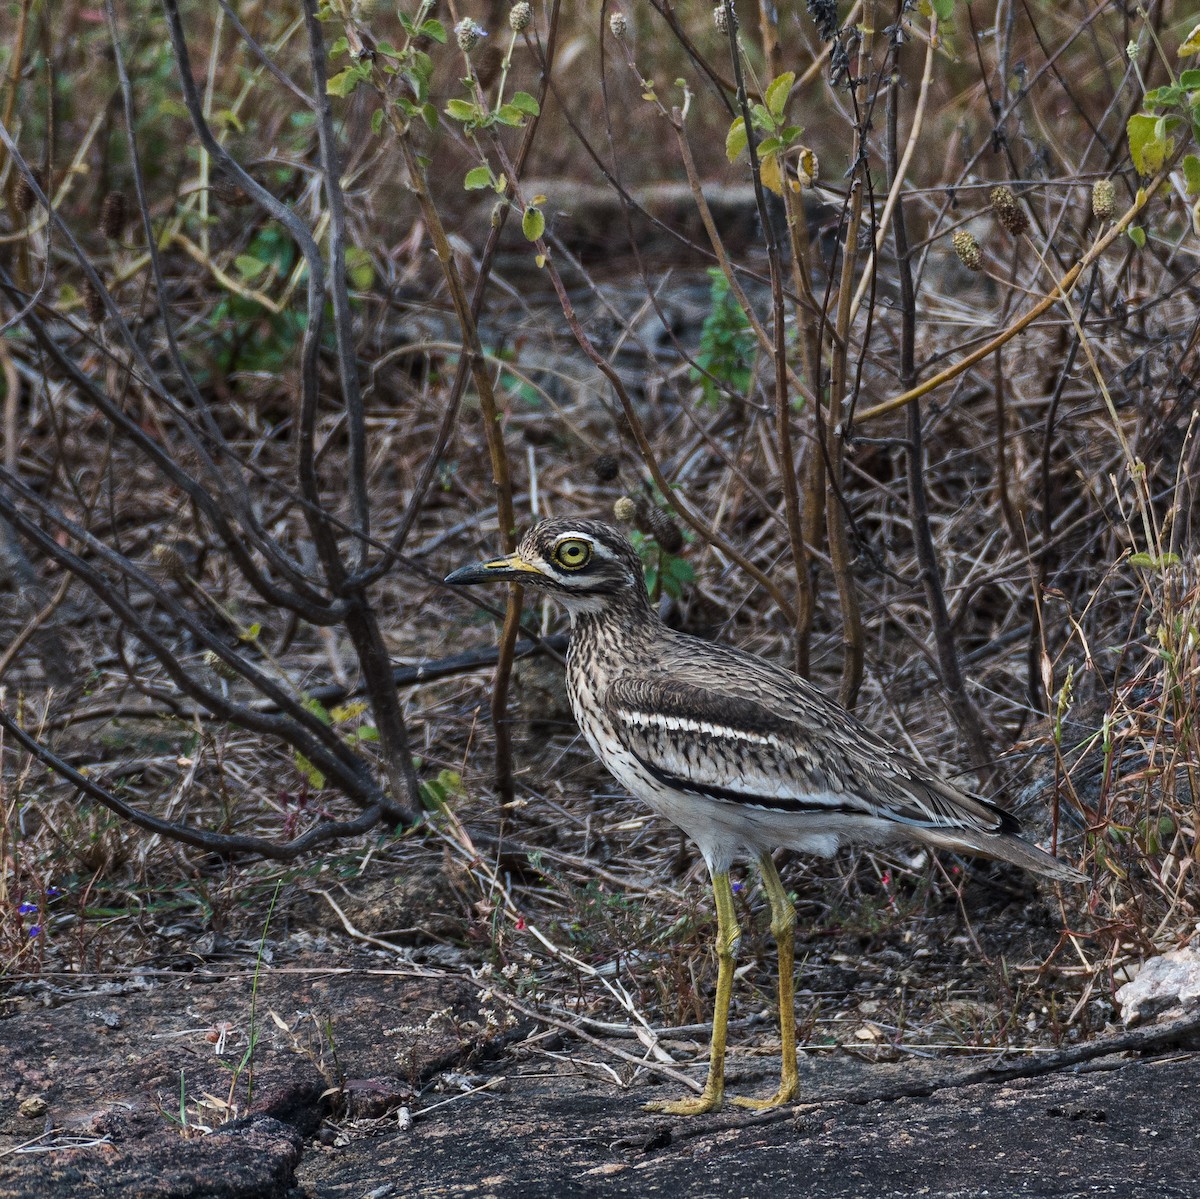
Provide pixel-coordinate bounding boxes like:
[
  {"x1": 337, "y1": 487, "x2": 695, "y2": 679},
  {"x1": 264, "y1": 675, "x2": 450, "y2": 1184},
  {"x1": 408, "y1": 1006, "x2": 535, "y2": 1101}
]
[
  {"x1": 455, "y1": 18, "x2": 487, "y2": 53},
  {"x1": 1092, "y1": 179, "x2": 1116, "y2": 221},
  {"x1": 952, "y1": 229, "x2": 983, "y2": 272},
  {"x1": 509, "y1": 2, "x2": 532, "y2": 33},
  {"x1": 203, "y1": 649, "x2": 240, "y2": 681},
  {"x1": 100, "y1": 191, "x2": 129, "y2": 240},
  {"x1": 83, "y1": 281, "x2": 106, "y2": 325},
  {"x1": 713, "y1": 4, "x2": 736, "y2": 33},
  {"x1": 990, "y1": 186, "x2": 1029, "y2": 236},
  {"x1": 474, "y1": 43, "x2": 504, "y2": 90},
  {"x1": 13, "y1": 169, "x2": 43, "y2": 216},
  {"x1": 637, "y1": 499, "x2": 684, "y2": 553},
  {"x1": 591, "y1": 454, "x2": 620, "y2": 483},
  {"x1": 152, "y1": 542, "x2": 188, "y2": 580},
  {"x1": 613, "y1": 496, "x2": 637, "y2": 523},
  {"x1": 608, "y1": 11, "x2": 627, "y2": 38}
]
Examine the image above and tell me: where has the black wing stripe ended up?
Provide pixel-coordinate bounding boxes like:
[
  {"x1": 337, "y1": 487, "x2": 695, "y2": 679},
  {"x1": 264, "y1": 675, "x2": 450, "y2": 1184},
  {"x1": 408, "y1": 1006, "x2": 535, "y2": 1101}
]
[
  {"x1": 633, "y1": 755, "x2": 870, "y2": 817},
  {"x1": 633, "y1": 753, "x2": 1008, "y2": 829}
]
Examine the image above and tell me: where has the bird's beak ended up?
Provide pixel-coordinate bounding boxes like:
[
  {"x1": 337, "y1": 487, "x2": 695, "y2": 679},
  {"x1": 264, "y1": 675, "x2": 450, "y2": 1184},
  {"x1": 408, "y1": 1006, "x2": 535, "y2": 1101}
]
[{"x1": 444, "y1": 551, "x2": 545, "y2": 586}]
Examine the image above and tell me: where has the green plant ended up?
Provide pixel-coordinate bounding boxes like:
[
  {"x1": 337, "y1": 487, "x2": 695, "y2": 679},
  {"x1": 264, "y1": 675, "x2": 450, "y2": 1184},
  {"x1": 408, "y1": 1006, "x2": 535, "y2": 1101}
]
[
  {"x1": 629, "y1": 529, "x2": 694, "y2": 601},
  {"x1": 293, "y1": 700, "x2": 379, "y2": 791},
  {"x1": 1124, "y1": 24, "x2": 1200, "y2": 244},
  {"x1": 689, "y1": 267, "x2": 754, "y2": 406}
]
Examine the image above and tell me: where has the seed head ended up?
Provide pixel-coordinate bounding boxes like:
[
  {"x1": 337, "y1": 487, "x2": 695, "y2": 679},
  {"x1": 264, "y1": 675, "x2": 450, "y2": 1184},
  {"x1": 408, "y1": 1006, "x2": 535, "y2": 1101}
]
[
  {"x1": 1092, "y1": 179, "x2": 1115, "y2": 221},
  {"x1": 713, "y1": 4, "x2": 737, "y2": 34},
  {"x1": 613, "y1": 496, "x2": 637, "y2": 523},
  {"x1": 152, "y1": 542, "x2": 188, "y2": 581},
  {"x1": 13, "y1": 168, "x2": 43, "y2": 216},
  {"x1": 474, "y1": 43, "x2": 504, "y2": 90},
  {"x1": 509, "y1": 2, "x2": 532, "y2": 33},
  {"x1": 83, "y1": 281, "x2": 106, "y2": 325},
  {"x1": 608, "y1": 11, "x2": 627, "y2": 38},
  {"x1": 637, "y1": 499, "x2": 684, "y2": 553},
  {"x1": 455, "y1": 19, "x2": 487, "y2": 54},
  {"x1": 952, "y1": 229, "x2": 983, "y2": 272},
  {"x1": 591, "y1": 454, "x2": 620, "y2": 483},
  {"x1": 100, "y1": 191, "x2": 129, "y2": 240},
  {"x1": 990, "y1": 185, "x2": 1029, "y2": 236}
]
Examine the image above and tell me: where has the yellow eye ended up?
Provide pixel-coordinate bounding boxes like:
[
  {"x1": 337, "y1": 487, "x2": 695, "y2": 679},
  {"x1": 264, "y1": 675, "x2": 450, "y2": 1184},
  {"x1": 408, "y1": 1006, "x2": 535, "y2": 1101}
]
[{"x1": 553, "y1": 538, "x2": 592, "y2": 570}]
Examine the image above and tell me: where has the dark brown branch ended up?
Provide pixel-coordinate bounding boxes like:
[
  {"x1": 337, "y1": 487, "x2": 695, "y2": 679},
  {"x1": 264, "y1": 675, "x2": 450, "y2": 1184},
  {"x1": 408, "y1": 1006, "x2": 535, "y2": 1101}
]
[{"x1": 0, "y1": 704, "x2": 384, "y2": 861}]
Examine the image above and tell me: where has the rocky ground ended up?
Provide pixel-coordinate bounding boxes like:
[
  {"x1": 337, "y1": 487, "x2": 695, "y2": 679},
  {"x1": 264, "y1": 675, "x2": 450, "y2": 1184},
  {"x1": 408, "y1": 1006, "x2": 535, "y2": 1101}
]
[{"x1": 2, "y1": 944, "x2": 1197, "y2": 1199}]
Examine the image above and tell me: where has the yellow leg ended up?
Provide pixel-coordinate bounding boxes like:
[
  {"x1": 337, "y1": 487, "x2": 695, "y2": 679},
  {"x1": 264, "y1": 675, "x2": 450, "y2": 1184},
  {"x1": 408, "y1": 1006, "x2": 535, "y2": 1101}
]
[
  {"x1": 732, "y1": 852, "x2": 799, "y2": 1110},
  {"x1": 644, "y1": 869, "x2": 739, "y2": 1115}
]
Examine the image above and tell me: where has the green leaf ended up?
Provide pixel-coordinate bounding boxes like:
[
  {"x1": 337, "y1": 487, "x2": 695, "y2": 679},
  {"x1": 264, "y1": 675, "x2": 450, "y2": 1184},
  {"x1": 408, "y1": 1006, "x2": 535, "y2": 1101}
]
[
  {"x1": 445, "y1": 98, "x2": 479, "y2": 122},
  {"x1": 1144, "y1": 84, "x2": 1183, "y2": 110},
  {"x1": 294, "y1": 754, "x2": 325, "y2": 791},
  {"x1": 464, "y1": 166, "x2": 493, "y2": 190},
  {"x1": 756, "y1": 135, "x2": 784, "y2": 157},
  {"x1": 765, "y1": 71, "x2": 795, "y2": 120},
  {"x1": 495, "y1": 103, "x2": 527, "y2": 127},
  {"x1": 421, "y1": 102, "x2": 439, "y2": 131},
  {"x1": 725, "y1": 115, "x2": 748, "y2": 162},
  {"x1": 329, "y1": 35, "x2": 349, "y2": 57},
  {"x1": 1127, "y1": 224, "x2": 1146, "y2": 248},
  {"x1": 510, "y1": 91, "x2": 540, "y2": 116},
  {"x1": 234, "y1": 255, "x2": 268, "y2": 281},
  {"x1": 419, "y1": 18, "x2": 448, "y2": 44},
  {"x1": 931, "y1": 0, "x2": 954, "y2": 19},
  {"x1": 1127, "y1": 112, "x2": 1169, "y2": 175},
  {"x1": 345, "y1": 246, "x2": 375, "y2": 291},
  {"x1": 326, "y1": 65, "x2": 367, "y2": 97},
  {"x1": 371, "y1": 108, "x2": 385, "y2": 135},
  {"x1": 1183, "y1": 154, "x2": 1200, "y2": 196},
  {"x1": 1180, "y1": 69, "x2": 1200, "y2": 88},
  {"x1": 665, "y1": 556, "x2": 695, "y2": 584},
  {"x1": 521, "y1": 205, "x2": 545, "y2": 242}
]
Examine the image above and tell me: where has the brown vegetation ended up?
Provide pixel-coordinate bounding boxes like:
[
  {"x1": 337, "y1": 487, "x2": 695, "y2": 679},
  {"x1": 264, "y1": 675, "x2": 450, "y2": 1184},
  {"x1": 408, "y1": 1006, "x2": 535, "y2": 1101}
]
[{"x1": 1, "y1": 0, "x2": 1199, "y2": 1105}]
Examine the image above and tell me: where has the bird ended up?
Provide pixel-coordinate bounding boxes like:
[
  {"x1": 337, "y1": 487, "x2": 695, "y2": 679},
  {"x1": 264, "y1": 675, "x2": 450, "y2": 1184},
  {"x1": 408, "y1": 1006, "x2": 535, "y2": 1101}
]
[{"x1": 445, "y1": 517, "x2": 1084, "y2": 1116}]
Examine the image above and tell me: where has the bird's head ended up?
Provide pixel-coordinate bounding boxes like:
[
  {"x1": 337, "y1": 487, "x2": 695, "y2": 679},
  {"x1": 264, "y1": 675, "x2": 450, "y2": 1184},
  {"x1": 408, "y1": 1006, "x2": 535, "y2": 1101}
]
[{"x1": 444, "y1": 518, "x2": 648, "y2": 618}]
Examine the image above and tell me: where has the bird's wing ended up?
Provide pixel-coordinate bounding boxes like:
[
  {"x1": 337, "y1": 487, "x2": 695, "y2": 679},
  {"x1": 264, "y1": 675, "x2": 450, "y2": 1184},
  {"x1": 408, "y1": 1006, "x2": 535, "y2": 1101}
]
[{"x1": 603, "y1": 660, "x2": 1014, "y2": 835}]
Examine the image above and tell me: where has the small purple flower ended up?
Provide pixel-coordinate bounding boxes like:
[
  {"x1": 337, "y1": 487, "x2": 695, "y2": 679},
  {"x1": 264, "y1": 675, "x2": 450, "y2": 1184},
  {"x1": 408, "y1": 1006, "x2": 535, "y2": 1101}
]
[
  {"x1": 47, "y1": 887, "x2": 61, "y2": 897},
  {"x1": 28, "y1": 925, "x2": 41, "y2": 938},
  {"x1": 17, "y1": 902, "x2": 37, "y2": 915},
  {"x1": 731, "y1": 881, "x2": 743, "y2": 894}
]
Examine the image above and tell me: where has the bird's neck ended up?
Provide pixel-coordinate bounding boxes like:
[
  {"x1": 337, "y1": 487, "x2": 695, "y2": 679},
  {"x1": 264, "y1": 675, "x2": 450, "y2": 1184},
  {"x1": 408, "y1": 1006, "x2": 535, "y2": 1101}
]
[{"x1": 565, "y1": 585, "x2": 661, "y2": 647}]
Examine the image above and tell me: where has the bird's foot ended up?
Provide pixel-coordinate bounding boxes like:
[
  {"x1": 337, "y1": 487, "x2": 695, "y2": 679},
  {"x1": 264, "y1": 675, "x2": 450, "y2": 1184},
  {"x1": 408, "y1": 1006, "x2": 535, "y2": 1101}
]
[
  {"x1": 730, "y1": 1081, "x2": 798, "y2": 1111},
  {"x1": 642, "y1": 1087, "x2": 723, "y2": 1116}
]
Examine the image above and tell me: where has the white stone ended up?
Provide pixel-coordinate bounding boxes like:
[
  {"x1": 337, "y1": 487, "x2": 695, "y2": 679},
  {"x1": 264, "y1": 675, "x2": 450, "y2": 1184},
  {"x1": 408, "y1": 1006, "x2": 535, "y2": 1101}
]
[{"x1": 1115, "y1": 946, "x2": 1200, "y2": 1024}]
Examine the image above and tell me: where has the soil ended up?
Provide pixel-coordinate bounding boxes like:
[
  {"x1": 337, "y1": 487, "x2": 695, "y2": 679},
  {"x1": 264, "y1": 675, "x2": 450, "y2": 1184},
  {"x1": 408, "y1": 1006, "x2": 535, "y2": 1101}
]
[{"x1": 1, "y1": 945, "x2": 1196, "y2": 1199}]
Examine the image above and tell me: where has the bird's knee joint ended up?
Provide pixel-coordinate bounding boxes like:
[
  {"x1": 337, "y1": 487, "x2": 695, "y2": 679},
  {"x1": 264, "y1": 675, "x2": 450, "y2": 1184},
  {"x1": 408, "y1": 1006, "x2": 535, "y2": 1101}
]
[{"x1": 771, "y1": 910, "x2": 797, "y2": 941}]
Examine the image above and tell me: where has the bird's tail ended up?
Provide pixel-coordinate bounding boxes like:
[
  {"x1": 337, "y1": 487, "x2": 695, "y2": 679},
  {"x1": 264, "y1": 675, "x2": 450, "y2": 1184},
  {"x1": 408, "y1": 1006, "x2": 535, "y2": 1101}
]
[{"x1": 926, "y1": 829, "x2": 1086, "y2": 883}]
